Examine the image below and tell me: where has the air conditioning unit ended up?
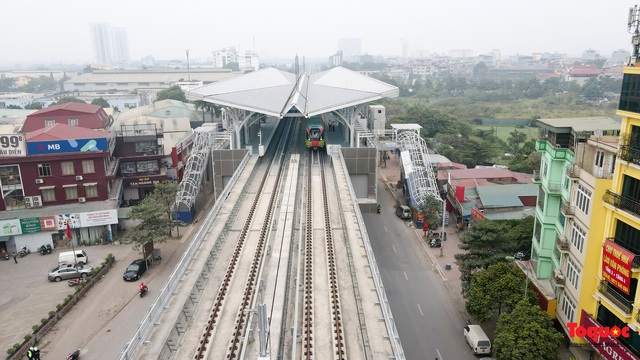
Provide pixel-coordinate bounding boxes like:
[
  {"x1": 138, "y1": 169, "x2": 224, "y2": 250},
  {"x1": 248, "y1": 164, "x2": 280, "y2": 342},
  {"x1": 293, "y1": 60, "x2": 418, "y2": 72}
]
[
  {"x1": 35, "y1": 179, "x2": 44, "y2": 184},
  {"x1": 32, "y1": 195, "x2": 42, "y2": 207},
  {"x1": 78, "y1": 197, "x2": 86, "y2": 203},
  {"x1": 75, "y1": 176, "x2": 83, "y2": 181},
  {"x1": 24, "y1": 196, "x2": 33, "y2": 208}
]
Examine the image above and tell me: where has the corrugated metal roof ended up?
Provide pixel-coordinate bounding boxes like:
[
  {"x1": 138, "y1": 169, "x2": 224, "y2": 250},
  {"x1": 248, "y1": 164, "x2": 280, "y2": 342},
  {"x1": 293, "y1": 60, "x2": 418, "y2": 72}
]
[
  {"x1": 66, "y1": 69, "x2": 236, "y2": 84},
  {"x1": 186, "y1": 66, "x2": 399, "y2": 118},
  {"x1": 29, "y1": 102, "x2": 102, "y2": 116},
  {"x1": 26, "y1": 123, "x2": 108, "y2": 141},
  {"x1": 536, "y1": 116, "x2": 620, "y2": 132}
]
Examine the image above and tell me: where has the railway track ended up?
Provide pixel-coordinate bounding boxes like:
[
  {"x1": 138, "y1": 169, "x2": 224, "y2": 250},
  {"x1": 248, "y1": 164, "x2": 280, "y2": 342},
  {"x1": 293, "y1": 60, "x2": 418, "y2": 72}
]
[
  {"x1": 193, "y1": 120, "x2": 294, "y2": 359},
  {"x1": 302, "y1": 151, "x2": 346, "y2": 359}
]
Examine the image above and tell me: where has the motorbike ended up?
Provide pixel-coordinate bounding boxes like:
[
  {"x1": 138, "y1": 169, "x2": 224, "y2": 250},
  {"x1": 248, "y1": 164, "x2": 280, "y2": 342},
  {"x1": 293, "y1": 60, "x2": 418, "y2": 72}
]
[
  {"x1": 18, "y1": 246, "x2": 30, "y2": 257},
  {"x1": 1, "y1": 250, "x2": 8, "y2": 260},
  {"x1": 39, "y1": 244, "x2": 52, "y2": 255},
  {"x1": 376, "y1": 204, "x2": 381, "y2": 214},
  {"x1": 429, "y1": 238, "x2": 442, "y2": 248},
  {"x1": 67, "y1": 349, "x2": 80, "y2": 360},
  {"x1": 68, "y1": 278, "x2": 83, "y2": 287},
  {"x1": 139, "y1": 286, "x2": 148, "y2": 298}
]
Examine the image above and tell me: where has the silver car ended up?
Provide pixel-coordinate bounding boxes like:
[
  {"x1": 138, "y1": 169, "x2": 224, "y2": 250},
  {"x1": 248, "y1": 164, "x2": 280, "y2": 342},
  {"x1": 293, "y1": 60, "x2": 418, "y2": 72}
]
[{"x1": 48, "y1": 264, "x2": 93, "y2": 282}]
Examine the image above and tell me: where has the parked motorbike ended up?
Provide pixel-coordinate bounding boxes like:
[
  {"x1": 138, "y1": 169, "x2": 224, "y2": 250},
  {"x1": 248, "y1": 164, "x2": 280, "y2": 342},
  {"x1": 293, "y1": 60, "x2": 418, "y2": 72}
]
[
  {"x1": 67, "y1": 349, "x2": 80, "y2": 360},
  {"x1": 68, "y1": 278, "x2": 82, "y2": 287},
  {"x1": 0, "y1": 250, "x2": 8, "y2": 260},
  {"x1": 18, "y1": 246, "x2": 30, "y2": 257},
  {"x1": 39, "y1": 244, "x2": 52, "y2": 255},
  {"x1": 429, "y1": 238, "x2": 442, "y2": 248}
]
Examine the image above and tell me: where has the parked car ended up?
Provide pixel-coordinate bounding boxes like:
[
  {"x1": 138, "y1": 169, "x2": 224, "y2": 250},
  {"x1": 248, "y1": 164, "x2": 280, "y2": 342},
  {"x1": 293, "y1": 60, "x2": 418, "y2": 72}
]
[
  {"x1": 395, "y1": 205, "x2": 412, "y2": 219},
  {"x1": 48, "y1": 264, "x2": 93, "y2": 282},
  {"x1": 123, "y1": 259, "x2": 148, "y2": 281}
]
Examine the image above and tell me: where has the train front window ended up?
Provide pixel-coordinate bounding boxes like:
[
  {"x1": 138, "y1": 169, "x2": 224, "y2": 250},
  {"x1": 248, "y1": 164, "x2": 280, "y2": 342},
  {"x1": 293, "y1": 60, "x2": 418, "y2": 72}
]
[{"x1": 308, "y1": 128, "x2": 323, "y2": 140}]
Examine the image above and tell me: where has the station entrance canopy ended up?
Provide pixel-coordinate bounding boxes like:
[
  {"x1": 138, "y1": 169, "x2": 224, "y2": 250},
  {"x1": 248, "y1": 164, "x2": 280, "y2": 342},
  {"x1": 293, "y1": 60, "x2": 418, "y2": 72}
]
[{"x1": 186, "y1": 66, "x2": 399, "y2": 118}]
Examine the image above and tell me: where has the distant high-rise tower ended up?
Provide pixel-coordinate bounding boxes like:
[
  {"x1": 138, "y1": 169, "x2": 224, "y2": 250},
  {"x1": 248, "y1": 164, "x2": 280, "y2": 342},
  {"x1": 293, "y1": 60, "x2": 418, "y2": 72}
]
[
  {"x1": 338, "y1": 38, "x2": 362, "y2": 62},
  {"x1": 90, "y1": 23, "x2": 130, "y2": 67}
]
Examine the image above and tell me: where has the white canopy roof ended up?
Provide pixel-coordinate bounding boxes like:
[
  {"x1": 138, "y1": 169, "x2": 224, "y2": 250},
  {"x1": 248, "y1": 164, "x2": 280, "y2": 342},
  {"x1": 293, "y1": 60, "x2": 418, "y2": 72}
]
[{"x1": 186, "y1": 66, "x2": 399, "y2": 118}]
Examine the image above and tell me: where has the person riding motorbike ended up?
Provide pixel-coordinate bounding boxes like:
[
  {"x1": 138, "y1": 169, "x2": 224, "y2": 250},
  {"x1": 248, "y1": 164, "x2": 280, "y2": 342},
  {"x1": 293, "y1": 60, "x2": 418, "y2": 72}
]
[
  {"x1": 377, "y1": 204, "x2": 381, "y2": 214},
  {"x1": 139, "y1": 282, "x2": 148, "y2": 293}
]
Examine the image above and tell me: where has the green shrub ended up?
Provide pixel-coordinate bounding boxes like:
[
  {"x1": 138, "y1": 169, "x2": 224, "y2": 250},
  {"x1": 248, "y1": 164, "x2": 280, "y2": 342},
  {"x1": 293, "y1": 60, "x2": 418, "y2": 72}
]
[{"x1": 49, "y1": 311, "x2": 56, "y2": 318}]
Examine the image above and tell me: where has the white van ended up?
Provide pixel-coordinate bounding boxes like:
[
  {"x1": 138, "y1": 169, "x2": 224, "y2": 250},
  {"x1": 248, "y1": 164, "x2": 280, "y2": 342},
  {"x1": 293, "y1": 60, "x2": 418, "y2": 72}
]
[
  {"x1": 464, "y1": 324, "x2": 491, "y2": 354},
  {"x1": 58, "y1": 250, "x2": 88, "y2": 266}
]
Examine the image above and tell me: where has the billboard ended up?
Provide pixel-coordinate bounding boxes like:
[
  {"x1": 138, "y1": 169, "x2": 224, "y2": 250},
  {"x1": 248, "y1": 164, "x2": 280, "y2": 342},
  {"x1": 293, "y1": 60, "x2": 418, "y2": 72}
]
[
  {"x1": 602, "y1": 240, "x2": 634, "y2": 295},
  {"x1": 27, "y1": 138, "x2": 108, "y2": 155},
  {"x1": 0, "y1": 134, "x2": 27, "y2": 157}
]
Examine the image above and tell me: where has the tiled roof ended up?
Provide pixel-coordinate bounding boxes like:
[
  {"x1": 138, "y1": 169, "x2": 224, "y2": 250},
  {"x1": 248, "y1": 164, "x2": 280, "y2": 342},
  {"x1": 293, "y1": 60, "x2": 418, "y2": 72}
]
[
  {"x1": 26, "y1": 123, "x2": 108, "y2": 141},
  {"x1": 29, "y1": 102, "x2": 102, "y2": 116}
]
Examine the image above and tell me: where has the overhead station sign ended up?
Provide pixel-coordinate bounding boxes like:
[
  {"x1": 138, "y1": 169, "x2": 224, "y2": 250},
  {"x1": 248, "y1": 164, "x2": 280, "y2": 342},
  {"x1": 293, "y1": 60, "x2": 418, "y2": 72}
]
[{"x1": 0, "y1": 134, "x2": 27, "y2": 157}]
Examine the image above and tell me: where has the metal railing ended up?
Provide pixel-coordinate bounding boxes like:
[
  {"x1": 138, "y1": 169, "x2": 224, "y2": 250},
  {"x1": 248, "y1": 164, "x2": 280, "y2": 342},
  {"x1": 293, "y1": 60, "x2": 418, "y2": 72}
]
[
  {"x1": 337, "y1": 152, "x2": 406, "y2": 360},
  {"x1": 556, "y1": 235, "x2": 569, "y2": 251},
  {"x1": 598, "y1": 280, "x2": 634, "y2": 314},
  {"x1": 118, "y1": 151, "x2": 252, "y2": 360},
  {"x1": 532, "y1": 170, "x2": 541, "y2": 182},
  {"x1": 565, "y1": 165, "x2": 581, "y2": 178},
  {"x1": 548, "y1": 182, "x2": 562, "y2": 193},
  {"x1": 603, "y1": 190, "x2": 640, "y2": 217},
  {"x1": 560, "y1": 201, "x2": 575, "y2": 216}
]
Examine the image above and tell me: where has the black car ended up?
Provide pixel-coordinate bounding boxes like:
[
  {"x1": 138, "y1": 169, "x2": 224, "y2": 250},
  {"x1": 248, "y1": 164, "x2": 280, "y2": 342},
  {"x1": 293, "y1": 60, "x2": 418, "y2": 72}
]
[{"x1": 123, "y1": 259, "x2": 147, "y2": 281}]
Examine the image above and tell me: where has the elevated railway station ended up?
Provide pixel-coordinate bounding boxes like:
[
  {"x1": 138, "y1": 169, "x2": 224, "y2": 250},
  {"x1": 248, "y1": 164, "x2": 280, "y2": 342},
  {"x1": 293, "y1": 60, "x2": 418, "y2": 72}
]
[{"x1": 118, "y1": 66, "x2": 408, "y2": 359}]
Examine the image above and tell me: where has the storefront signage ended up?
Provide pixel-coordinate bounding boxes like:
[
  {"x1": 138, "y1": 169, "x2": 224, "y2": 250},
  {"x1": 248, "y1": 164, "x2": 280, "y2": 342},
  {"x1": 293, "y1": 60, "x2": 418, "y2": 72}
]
[
  {"x1": 40, "y1": 216, "x2": 56, "y2": 231},
  {"x1": 125, "y1": 175, "x2": 166, "y2": 187},
  {"x1": 446, "y1": 184, "x2": 463, "y2": 214},
  {"x1": 79, "y1": 210, "x2": 118, "y2": 226},
  {"x1": 27, "y1": 138, "x2": 108, "y2": 155},
  {"x1": 602, "y1": 240, "x2": 634, "y2": 295},
  {"x1": 0, "y1": 219, "x2": 21, "y2": 235},
  {"x1": 0, "y1": 134, "x2": 27, "y2": 157},
  {"x1": 579, "y1": 310, "x2": 639, "y2": 360},
  {"x1": 20, "y1": 217, "x2": 41, "y2": 233},
  {"x1": 471, "y1": 208, "x2": 486, "y2": 222}
]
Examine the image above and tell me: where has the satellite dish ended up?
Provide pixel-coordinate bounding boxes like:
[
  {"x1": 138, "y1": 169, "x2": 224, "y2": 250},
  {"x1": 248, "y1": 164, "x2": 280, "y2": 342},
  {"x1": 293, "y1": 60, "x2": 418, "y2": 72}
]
[{"x1": 595, "y1": 129, "x2": 603, "y2": 137}]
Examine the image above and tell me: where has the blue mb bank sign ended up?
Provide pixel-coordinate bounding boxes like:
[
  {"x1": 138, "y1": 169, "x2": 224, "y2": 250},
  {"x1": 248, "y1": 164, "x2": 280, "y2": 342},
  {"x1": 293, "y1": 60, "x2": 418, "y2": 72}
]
[{"x1": 27, "y1": 138, "x2": 108, "y2": 155}]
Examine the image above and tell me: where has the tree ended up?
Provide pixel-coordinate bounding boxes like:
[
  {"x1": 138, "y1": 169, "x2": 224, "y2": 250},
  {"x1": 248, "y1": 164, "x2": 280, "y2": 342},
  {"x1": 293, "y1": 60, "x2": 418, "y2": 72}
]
[
  {"x1": 24, "y1": 102, "x2": 43, "y2": 110},
  {"x1": 91, "y1": 97, "x2": 111, "y2": 108},
  {"x1": 156, "y1": 85, "x2": 187, "y2": 102},
  {"x1": 455, "y1": 217, "x2": 534, "y2": 294},
  {"x1": 193, "y1": 100, "x2": 221, "y2": 122},
  {"x1": 223, "y1": 61, "x2": 240, "y2": 72},
  {"x1": 493, "y1": 299, "x2": 563, "y2": 360},
  {"x1": 51, "y1": 97, "x2": 86, "y2": 105},
  {"x1": 126, "y1": 181, "x2": 179, "y2": 249},
  {"x1": 465, "y1": 262, "x2": 534, "y2": 322},
  {"x1": 507, "y1": 129, "x2": 527, "y2": 155},
  {"x1": 6, "y1": 105, "x2": 22, "y2": 109}
]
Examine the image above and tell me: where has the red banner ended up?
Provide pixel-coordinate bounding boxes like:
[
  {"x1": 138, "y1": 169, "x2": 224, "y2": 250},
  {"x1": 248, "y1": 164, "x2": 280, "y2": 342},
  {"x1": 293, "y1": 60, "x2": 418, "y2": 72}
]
[
  {"x1": 602, "y1": 240, "x2": 634, "y2": 295},
  {"x1": 580, "y1": 310, "x2": 639, "y2": 360},
  {"x1": 471, "y1": 208, "x2": 486, "y2": 222}
]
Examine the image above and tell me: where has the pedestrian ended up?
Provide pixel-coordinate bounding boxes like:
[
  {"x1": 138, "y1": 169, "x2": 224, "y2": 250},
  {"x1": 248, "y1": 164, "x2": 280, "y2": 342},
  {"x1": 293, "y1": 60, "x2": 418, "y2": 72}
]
[
  {"x1": 33, "y1": 347, "x2": 40, "y2": 360},
  {"x1": 12, "y1": 252, "x2": 17, "y2": 264}
]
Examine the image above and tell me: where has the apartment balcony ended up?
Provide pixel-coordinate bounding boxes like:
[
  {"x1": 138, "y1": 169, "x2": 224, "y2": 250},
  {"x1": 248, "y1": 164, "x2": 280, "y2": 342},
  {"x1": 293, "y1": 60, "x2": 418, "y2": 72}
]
[
  {"x1": 598, "y1": 280, "x2": 634, "y2": 315},
  {"x1": 552, "y1": 269, "x2": 565, "y2": 288},
  {"x1": 556, "y1": 234, "x2": 570, "y2": 253},
  {"x1": 619, "y1": 145, "x2": 640, "y2": 165},
  {"x1": 565, "y1": 164, "x2": 581, "y2": 178},
  {"x1": 547, "y1": 182, "x2": 562, "y2": 194},
  {"x1": 535, "y1": 139, "x2": 573, "y2": 160},
  {"x1": 560, "y1": 201, "x2": 575, "y2": 218},
  {"x1": 532, "y1": 170, "x2": 541, "y2": 183},
  {"x1": 603, "y1": 190, "x2": 640, "y2": 218}
]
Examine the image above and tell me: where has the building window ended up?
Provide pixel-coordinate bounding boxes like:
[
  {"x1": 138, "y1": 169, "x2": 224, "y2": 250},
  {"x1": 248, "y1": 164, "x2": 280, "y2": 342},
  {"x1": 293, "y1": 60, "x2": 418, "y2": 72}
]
[
  {"x1": 41, "y1": 188, "x2": 55, "y2": 202},
  {"x1": 38, "y1": 163, "x2": 52, "y2": 177},
  {"x1": 45, "y1": 119, "x2": 55, "y2": 127},
  {"x1": 566, "y1": 257, "x2": 580, "y2": 290},
  {"x1": 85, "y1": 184, "x2": 98, "y2": 198},
  {"x1": 609, "y1": 155, "x2": 617, "y2": 174},
  {"x1": 135, "y1": 141, "x2": 157, "y2": 154},
  {"x1": 595, "y1": 150, "x2": 605, "y2": 168},
  {"x1": 0, "y1": 164, "x2": 24, "y2": 210},
  {"x1": 64, "y1": 185, "x2": 78, "y2": 200},
  {"x1": 570, "y1": 222, "x2": 586, "y2": 254},
  {"x1": 82, "y1": 160, "x2": 95, "y2": 174},
  {"x1": 534, "y1": 218, "x2": 542, "y2": 243},
  {"x1": 560, "y1": 293, "x2": 576, "y2": 323},
  {"x1": 61, "y1": 161, "x2": 74, "y2": 175},
  {"x1": 575, "y1": 184, "x2": 592, "y2": 215},
  {"x1": 541, "y1": 159, "x2": 548, "y2": 178},
  {"x1": 619, "y1": 73, "x2": 640, "y2": 113},
  {"x1": 537, "y1": 187, "x2": 545, "y2": 212},
  {"x1": 68, "y1": 118, "x2": 78, "y2": 126}
]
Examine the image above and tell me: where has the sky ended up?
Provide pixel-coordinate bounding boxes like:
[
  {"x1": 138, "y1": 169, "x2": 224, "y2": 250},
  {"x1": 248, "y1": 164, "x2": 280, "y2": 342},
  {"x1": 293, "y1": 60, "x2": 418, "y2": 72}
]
[{"x1": 1, "y1": 0, "x2": 636, "y2": 66}]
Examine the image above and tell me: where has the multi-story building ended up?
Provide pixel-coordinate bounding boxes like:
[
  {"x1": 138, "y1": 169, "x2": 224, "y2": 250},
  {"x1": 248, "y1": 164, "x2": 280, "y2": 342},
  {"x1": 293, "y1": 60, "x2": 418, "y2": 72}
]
[
  {"x1": 587, "y1": 65, "x2": 640, "y2": 359},
  {"x1": 89, "y1": 23, "x2": 129, "y2": 67},
  {"x1": 21, "y1": 103, "x2": 112, "y2": 133},
  {"x1": 529, "y1": 117, "x2": 620, "y2": 322}
]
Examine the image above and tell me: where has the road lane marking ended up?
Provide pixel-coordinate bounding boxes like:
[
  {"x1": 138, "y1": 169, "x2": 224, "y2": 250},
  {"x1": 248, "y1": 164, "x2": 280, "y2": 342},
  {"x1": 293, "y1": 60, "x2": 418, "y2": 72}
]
[
  {"x1": 404, "y1": 272, "x2": 408, "y2": 280},
  {"x1": 417, "y1": 303, "x2": 424, "y2": 316},
  {"x1": 384, "y1": 226, "x2": 388, "y2": 232},
  {"x1": 437, "y1": 348, "x2": 443, "y2": 359},
  {"x1": 392, "y1": 245, "x2": 396, "y2": 253}
]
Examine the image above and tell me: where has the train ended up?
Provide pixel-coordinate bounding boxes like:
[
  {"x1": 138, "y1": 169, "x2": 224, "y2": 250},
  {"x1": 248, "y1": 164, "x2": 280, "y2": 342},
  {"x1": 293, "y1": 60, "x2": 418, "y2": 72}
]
[{"x1": 305, "y1": 116, "x2": 326, "y2": 149}]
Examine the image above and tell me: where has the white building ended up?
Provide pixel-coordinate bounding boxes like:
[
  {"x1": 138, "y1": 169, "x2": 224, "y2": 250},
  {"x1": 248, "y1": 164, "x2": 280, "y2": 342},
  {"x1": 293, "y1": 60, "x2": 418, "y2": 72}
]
[{"x1": 89, "y1": 23, "x2": 130, "y2": 67}]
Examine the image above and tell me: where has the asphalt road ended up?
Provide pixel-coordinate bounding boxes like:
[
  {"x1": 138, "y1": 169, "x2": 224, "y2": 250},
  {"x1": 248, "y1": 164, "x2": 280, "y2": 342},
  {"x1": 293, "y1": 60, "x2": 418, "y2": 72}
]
[{"x1": 364, "y1": 182, "x2": 478, "y2": 360}]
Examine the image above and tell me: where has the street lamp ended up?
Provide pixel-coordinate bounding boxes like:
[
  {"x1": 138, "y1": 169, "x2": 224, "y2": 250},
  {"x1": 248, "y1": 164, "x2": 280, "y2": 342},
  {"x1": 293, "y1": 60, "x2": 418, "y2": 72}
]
[{"x1": 506, "y1": 255, "x2": 529, "y2": 300}]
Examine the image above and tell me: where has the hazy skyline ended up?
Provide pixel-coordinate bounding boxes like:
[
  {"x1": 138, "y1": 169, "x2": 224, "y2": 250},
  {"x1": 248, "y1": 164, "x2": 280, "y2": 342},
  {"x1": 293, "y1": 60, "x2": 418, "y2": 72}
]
[{"x1": 1, "y1": 0, "x2": 635, "y2": 65}]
